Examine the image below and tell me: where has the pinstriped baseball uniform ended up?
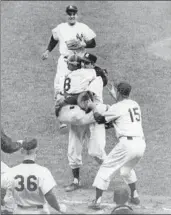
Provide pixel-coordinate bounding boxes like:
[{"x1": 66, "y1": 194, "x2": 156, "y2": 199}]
[
  {"x1": 58, "y1": 73, "x2": 106, "y2": 168},
  {"x1": 52, "y1": 22, "x2": 96, "y2": 94}
]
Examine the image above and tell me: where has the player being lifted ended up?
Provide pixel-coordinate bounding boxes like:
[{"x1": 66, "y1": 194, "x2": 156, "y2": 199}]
[
  {"x1": 55, "y1": 53, "x2": 108, "y2": 124},
  {"x1": 42, "y1": 5, "x2": 96, "y2": 129}
]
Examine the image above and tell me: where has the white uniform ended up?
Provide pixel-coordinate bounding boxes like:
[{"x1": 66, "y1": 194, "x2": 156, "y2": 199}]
[
  {"x1": 1, "y1": 161, "x2": 15, "y2": 213},
  {"x1": 2, "y1": 161, "x2": 56, "y2": 214},
  {"x1": 52, "y1": 22, "x2": 96, "y2": 94},
  {"x1": 93, "y1": 99, "x2": 146, "y2": 190},
  {"x1": 64, "y1": 68, "x2": 96, "y2": 94},
  {"x1": 58, "y1": 68, "x2": 106, "y2": 168}
]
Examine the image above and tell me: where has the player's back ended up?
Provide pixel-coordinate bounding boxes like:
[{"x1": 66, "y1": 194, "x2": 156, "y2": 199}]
[
  {"x1": 105, "y1": 99, "x2": 144, "y2": 138},
  {"x1": 7, "y1": 162, "x2": 52, "y2": 207},
  {"x1": 64, "y1": 68, "x2": 96, "y2": 94}
]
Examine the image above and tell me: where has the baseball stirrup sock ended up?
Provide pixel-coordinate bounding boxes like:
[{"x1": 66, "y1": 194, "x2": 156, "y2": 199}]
[
  {"x1": 128, "y1": 183, "x2": 137, "y2": 197},
  {"x1": 72, "y1": 168, "x2": 79, "y2": 183}
]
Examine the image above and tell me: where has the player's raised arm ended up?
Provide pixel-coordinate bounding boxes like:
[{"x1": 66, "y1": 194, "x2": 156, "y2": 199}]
[{"x1": 1, "y1": 129, "x2": 23, "y2": 153}]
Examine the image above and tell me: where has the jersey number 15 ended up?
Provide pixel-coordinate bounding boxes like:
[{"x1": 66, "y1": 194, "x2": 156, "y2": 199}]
[
  {"x1": 15, "y1": 175, "x2": 37, "y2": 192},
  {"x1": 128, "y1": 107, "x2": 141, "y2": 122}
]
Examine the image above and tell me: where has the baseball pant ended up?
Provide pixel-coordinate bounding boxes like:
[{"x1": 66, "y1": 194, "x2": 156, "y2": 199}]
[
  {"x1": 58, "y1": 102, "x2": 107, "y2": 125},
  {"x1": 68, "y1": 122, "x2": 106, "y2": 169},
  {"x1": 93, "y1": 136, "x2": 146, "y2": 190}
]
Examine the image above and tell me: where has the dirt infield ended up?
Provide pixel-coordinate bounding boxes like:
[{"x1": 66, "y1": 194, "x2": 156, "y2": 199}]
[{"x1": 50, "y1": 188, "x2": 171, "y2": 214}]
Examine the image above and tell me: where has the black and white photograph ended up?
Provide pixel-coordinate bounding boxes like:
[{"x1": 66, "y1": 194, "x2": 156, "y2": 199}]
[{"x1": 1, "y1": 1, "x2": 171, "y2": 214}]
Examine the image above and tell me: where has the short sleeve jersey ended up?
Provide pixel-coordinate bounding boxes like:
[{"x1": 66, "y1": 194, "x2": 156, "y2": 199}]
[
  {"x1": 52, "y1": 22, "x2": 96, "y2": 56},
  {"x1": 104, "y1": 99, "x2": 144, "y2": 138},
  {"x1": 64, "y1": 68, "x2": 96, "y2": 94},
  {"x1": 4, "y1": 163, "x2": 56, "y2": 206}
]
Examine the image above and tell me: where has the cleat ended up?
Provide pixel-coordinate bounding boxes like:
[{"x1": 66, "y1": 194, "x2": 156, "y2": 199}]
[
  {"x1": 65, "y1": 183, "x2": 80, "y2": 192},
  {"x1": 88, "y1": 200, "x2": 101, "y2": 210},
  {"x1": 130, "y1": 196, "x2": 140, "y2": 205}
]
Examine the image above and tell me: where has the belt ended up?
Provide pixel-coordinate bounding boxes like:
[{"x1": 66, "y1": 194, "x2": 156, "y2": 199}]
[
  {"x1": 119, "y1": 136, "x2": 144, "y2": 140},
  {"x1": 17, "y1": 204, "x2": 43, "y2": 209},
  {"x1": 64, "y1": 92, "x2": 80, "y2": 97}
]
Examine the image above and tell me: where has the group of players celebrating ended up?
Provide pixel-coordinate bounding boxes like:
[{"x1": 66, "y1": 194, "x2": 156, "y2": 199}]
[{"x1": 1, "y1": 5, "x2": 146, "y2": 214}]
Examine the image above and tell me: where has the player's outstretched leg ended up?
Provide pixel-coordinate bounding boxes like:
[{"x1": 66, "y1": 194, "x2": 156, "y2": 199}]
[{"x1": 65, "y1": 125, "x2": 88, "y2": 192}]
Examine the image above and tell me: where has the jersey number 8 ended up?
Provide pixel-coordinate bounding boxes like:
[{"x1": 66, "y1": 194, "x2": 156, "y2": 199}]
[
  {"x1": 64, "y1": 77, "x2": 71, "y2": 92},
  {"x1": 15, "y1": 175, "x2": 37, "y2": 192}
]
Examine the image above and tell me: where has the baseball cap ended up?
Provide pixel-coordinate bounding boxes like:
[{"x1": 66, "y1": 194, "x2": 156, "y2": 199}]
[
  {"x1": 117, "y1": 82, "x2": 131, "y2": 97},
  {"x1": 22, "y1": 138, "x2": 38, "y2": 151},
  {"x1": 81, "y1": 52, "x2": 97, "y2": 64},
  {"x1": 113, "y1": 187, "x2": 129, "y2": 204},
  {"x1": 66, "y1": 5, "x2": 78, "y2": 14}
]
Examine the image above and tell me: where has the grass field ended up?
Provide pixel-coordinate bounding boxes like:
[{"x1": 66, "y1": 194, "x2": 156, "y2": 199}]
[{"x1": 1, "y1": 1, "x2": 171, "y2": 213}]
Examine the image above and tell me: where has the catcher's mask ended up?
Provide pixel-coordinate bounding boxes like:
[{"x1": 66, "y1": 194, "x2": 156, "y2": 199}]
[{"x1": 113, "y1": 187, "x2": 129, "y2": 204}]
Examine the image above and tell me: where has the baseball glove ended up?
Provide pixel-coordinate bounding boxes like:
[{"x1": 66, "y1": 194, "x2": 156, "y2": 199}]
[
  {"x1": 94, "y1": 66, "x2": 108, "y2": 87},
  {"x1": 77, "y1": 91, "x2": 94, "y2": 113},
  {"x1": 66, "y1": 39, "x2": 83, "y2": 50}
]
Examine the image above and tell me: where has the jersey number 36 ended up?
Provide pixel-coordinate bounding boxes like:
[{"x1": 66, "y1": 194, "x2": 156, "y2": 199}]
[{"x1": 15, "y1": 175, "x2": 37, "y2": 192}]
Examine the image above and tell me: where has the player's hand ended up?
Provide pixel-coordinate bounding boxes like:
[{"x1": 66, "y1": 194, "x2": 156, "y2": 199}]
[
  {"x1": 94, "y1": 112, "x2": 105, "y2": 124},
  {"x1": 17, "y1": 140, "x2": 24, "y2": 145},
  {"x1": 41, "y1": 50, "x2": 49, "y2": 60}
]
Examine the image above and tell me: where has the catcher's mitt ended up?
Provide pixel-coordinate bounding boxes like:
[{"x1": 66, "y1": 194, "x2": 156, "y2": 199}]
[
  {"x1": 94, "y1": 66, "x2": 108, "y2": 87},
  {"x1": 66, "y1": 39, "x2": 84, "y2": 50},
  {"x1": 77, "y1": 91, "x2": 94, "y2": 113}
]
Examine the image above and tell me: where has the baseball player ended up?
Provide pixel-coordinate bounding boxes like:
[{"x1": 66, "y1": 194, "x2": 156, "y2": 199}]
[
  {"x1": 111, "y1": 187, "x2": 134, "y2": 214},
  {"x1": 56, "y1": 53, "x2": 108, "y2": 125},
  {"x1": 87, "y1": 82, "x2": 146, "y2": 209},
  {"x1": 53, "y1": 54, "x2": 108, "y2": 192},
  {"x1": 1, "y1": 138, "x2": 66, "y2": 214},
  {"x1": 1, "y1": 129, "x2": 24, "y2": 213},
  {"x1": 42, "y1": 5, "x2": 96, "y2": 129}
]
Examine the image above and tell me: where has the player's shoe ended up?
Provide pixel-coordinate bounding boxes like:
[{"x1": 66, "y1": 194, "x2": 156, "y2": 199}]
[
  {"x1": 88, "y1": 200, "x2": 101, "y2": 210},
  {"x1": 59, "y1": 123, "x2": 67, "y2": 129},
  {"x1": 65, "y1": 182, "x2": 80, "y2": 192},
  {"x1": 130, "y1": 196, "x2": 140, "y2": 205}
]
